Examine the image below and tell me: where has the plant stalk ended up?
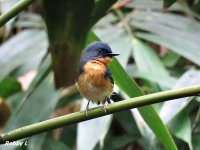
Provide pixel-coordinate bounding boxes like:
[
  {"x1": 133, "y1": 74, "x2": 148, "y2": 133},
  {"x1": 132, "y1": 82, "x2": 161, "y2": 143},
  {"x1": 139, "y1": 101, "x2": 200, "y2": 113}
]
[
  {"x1": 0, "y1": 0, "x2": 35, "y2": 27},
  {"x1": 0, "y1": 85, "x2": 200, "y2": 144}
]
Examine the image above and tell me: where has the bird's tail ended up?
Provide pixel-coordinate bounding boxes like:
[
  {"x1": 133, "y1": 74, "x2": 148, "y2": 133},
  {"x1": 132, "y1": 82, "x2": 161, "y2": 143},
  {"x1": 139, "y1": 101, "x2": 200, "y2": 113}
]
[{"x1": 110, "y1": 92, "x2": 123, "y2": 102}]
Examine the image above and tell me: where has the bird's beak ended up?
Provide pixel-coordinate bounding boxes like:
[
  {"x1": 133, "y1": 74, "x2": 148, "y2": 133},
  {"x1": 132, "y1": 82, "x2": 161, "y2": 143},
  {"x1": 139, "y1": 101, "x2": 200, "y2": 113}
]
[{"x1": 107, "y1": 53, "x2": 119, "y2": 57}]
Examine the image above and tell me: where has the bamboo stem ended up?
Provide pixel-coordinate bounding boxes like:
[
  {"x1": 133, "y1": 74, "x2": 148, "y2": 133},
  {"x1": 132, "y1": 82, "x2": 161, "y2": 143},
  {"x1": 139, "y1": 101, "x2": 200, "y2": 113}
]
[{"x1": 0, "y1": 85, "x2": 200, "y2": 144}]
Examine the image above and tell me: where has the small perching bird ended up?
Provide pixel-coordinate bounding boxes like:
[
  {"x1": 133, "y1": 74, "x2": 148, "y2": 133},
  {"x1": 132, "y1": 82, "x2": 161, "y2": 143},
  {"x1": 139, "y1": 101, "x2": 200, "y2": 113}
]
[{"x1": 76, "y1": 41, "x2": 119, "y2": 116}]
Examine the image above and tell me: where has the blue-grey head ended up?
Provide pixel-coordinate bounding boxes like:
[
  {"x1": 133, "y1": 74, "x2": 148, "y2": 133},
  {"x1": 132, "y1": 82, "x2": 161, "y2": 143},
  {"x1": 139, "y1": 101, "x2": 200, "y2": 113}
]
[{"x1": 80, "y1": 41, "x2": 119, "y2": 70}]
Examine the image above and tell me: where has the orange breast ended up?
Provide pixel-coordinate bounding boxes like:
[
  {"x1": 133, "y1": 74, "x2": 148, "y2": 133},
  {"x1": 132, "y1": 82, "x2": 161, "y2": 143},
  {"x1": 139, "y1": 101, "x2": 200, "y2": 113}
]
[
  {"x1": 77, "y1": 60, "x2": 113, "y2": 102},
  {"x1": 83, "y1": 60, "x2": 107, "y2": 86}
]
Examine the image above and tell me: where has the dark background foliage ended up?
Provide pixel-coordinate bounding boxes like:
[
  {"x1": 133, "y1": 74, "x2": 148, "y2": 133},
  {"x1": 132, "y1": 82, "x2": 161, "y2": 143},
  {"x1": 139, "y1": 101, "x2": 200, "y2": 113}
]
[{"x1": 0, "y1": 0, "x2": 200, "y2": 149}]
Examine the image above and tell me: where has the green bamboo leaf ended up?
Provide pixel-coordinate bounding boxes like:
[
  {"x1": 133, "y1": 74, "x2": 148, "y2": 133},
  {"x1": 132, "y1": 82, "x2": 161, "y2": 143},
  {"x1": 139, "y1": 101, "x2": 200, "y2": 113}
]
[
  {"x1": 59, "y1": 124, "x2": 77, "y2": 148},
  {"x1": 14, "y1": 12, "x2": 45, "y2": 29},
  {"x1": 132, "y1": 38, "x2": 176, "y2": 89},
  {"x1": 42, "y1": 136, "x2": 70, "y2": 150},
  {"x1": 136, "y1": 33, "x2": 200, "y2": 66},
  {"x1": 109, "y1": 134, "x2": 138, "y2": 149},
  {"x1": 0, "y1": 77, "x2": 22, "y2": 98},
  {"x1": 193, "y1": 133, "x2": 200, "y2": 150},
  {"x1": 77, "y1": 101, "x2": 112, "y2": 150},
  {"x1": 131, "y1": 11, "x2": 200, "y2": 66},
  {"x1": 160, "y1": 69, "x2": 200, "y2": 123},
  {"x1": 0, "y1": 0, "x2": 35, "y2": 26},
  {"x1": 15, "y1": 54, "x2": 51, "y2": 113},
  {"x1": 164, "y1": 0, "x2": 176, "y2": 9},
  {"x1": 132, "y1": 11, "x2": 200, "y2": 31},
  {"x1": 0, "y1": 72, "x2": 59, "y2": 150},
  {"x1": 127, "y1": 0, "x2": 163, "y2": 10},
  {"x1": 131, "y1": 71, "x2": 174, "y2": 88},
  {"x1": 192, "y1": 0, "x2": 200, "y2": 14},
  {"x1": 0, "y1": 29, "x2": 47, "y2": 81},
  {"x1": 133, "y1": 38, "x2": 169, "y2": 77},
  {"x1": 162, "y1": 51, "x2": 181, "y2": 68},
  {"x1": 28, "y1": 133, "x2": 47, "y2": 150},
  {"x1": 114, "y1": 110, "x2": 141, "y2": 136},
  {"x1": 108, "y1": 58, "x2": 177, "y2": 150},
  {"x1": 90, "y1": 0, "x2": 117, "y2": 26},
  {"x1": 4, "y1": 73, "x2": 60, "y2": 132},
  {"x1": 168, "y1": 110, "x2": 192, "y2": 150}
]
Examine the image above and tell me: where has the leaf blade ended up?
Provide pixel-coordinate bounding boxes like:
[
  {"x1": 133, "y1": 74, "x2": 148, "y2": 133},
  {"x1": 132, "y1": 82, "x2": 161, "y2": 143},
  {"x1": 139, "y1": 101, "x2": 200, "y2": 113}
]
[{"x1": 109, "y1": 58, "x2": 177, "y2": 150}]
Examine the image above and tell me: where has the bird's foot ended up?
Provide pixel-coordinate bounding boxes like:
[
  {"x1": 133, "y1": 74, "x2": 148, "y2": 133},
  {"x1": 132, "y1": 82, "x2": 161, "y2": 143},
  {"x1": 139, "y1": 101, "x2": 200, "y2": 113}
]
[
  {"x1": 102, "y1": 103, "x2": 108, "y2": 114},
  {"x1": 85, "y1": 100, "x2": 90, "y2": 117},
  {"x1": 102, "y1": 97, "x2": 110, "y2": 114},
  {"x1": 85, "y1": 108, "x2": 89, "y2": 117}
]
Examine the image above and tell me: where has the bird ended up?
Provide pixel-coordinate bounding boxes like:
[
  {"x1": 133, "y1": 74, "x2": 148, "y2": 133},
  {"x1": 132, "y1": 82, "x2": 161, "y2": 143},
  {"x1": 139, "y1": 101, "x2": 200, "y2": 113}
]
[{"x1": 76, "y1": 41, "x2": 119, "y2": 116}]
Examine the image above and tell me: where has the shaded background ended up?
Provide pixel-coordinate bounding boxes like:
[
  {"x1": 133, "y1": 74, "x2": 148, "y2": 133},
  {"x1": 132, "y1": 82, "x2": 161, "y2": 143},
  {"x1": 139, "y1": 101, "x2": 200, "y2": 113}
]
[{"x1": 0, "y1": 0, "x2": 200, "y2": 149}]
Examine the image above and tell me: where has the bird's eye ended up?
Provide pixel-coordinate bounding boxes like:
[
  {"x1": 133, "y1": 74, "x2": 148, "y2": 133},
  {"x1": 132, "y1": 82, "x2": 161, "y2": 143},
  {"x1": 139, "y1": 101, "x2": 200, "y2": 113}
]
[{"x1": 99, "y1": 49, "x2": 103, "y2": 53}]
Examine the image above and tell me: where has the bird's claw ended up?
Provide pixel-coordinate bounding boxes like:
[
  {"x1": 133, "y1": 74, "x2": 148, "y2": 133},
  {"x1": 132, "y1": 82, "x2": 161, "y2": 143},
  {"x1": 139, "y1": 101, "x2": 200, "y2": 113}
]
[
  {"x1": 85, "y1": 100, "x2": 90, "y2": 117},
  {"x1": 102, "y1": 102, "x2": 108, "y2": 114},
  {"x1": 85, "y1": 108, "x2": 88, "y2": 117},
  {"x1": 101, "y1": 97, "x2": 110, "y2": 114}
]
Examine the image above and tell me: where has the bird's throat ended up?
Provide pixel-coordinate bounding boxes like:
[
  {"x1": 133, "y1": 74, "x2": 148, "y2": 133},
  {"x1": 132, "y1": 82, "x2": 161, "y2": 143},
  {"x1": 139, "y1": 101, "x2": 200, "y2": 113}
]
[{"x1": 95, "y1": 57, "x2": 112, "y2": 65}]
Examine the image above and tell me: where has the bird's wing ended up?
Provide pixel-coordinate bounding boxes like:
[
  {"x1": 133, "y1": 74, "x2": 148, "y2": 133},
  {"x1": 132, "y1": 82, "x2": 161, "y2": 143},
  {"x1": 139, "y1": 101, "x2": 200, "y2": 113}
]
[
  {"x1": 104, "y1": 69, "x2": 124, "y2": 102},
  {"x1": 104, "y1": 69, "x2": 114, "y2": 84}
]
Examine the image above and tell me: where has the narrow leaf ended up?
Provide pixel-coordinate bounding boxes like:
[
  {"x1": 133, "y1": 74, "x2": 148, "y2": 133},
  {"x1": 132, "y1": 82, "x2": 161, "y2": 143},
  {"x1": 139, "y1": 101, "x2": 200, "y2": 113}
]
[
  {"x1": 168, "y1": 110, "x2": 192, "y2": 150},
  {"x1": 131, "y1": 11, "x2": 200, "y2": 66},
  {"x1": 160, "y1": 69, "x2": 200, "y2": 123},
  {"x1": 91, "y1": 0, "x2": 117, "y2": 26},
  {"x1": 0, "y1": 29, "x2": 47, "y2": 81},
  {"x1": 164, "y1": 0, "x2": 176, "y2": 9},
  {"x1": 77, "y1": 100, "x2": 112, "y2": 150},
  {"x1": 109, "y1": 58, "x2": 177, "y2": 150}
]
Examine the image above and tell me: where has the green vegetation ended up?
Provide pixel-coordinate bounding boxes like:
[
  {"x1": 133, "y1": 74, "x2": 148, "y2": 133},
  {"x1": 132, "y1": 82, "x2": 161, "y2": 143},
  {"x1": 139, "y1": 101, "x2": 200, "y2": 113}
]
[{"x1": 0, "y1": 0, "x2": 200, "y2": 149}]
